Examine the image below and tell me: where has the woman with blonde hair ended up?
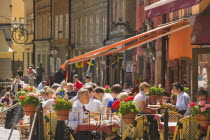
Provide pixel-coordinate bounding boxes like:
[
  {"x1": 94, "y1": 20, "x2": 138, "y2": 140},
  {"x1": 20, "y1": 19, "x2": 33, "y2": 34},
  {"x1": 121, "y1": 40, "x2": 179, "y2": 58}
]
[
  {"x1": 133, "y1": 82, "x2": 150, "y2": 113},
  {"x1": 0, "y1": 92, "x2": 12, "y2": 107},
  {"x1": 117, "y1": 92, "x2": 129, "y2": 102}
]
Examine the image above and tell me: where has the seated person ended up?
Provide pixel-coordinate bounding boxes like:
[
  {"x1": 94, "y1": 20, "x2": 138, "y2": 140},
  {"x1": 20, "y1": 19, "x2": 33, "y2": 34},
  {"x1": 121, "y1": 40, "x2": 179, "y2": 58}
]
[
  {"x1": 68, "y1": 88, "x2": 102, "y2": 140},
  {"x1": 51, "y1": 83, "x2": 60, "y2": 91},
  {"x1": 168, "y1": 82, "x2": 191, "y2": 115},
  {"x1": 42, "y1": 88, "x2": 55, "y2": 116},
  {"x1": 106, "y1": 84, "x2": 122, "y2": 114},
  {"x1": 37, "y1": 81, "x2": 47, "y2": 91},
  {"x1": 162, "y1": 92, "x2": 171, "y2": 104},
  {"x1": 184, "y1": 89, "x2": 208, "y2": 117},
  {"x1": 129, "y1": 87, "x2": 139, "y2": 97},
  {"x1": 133, "y1": 82, "x2": 150, "y2": 113},
  {"x1": 93, "y1": 86, "x2": 113, "y2": 107},
  {"x1": 0, "y1": 92, "x2": 12, "y2": 107},
  {"x1": 66, "y1": 83, "x2": 77, "y2": 99}
]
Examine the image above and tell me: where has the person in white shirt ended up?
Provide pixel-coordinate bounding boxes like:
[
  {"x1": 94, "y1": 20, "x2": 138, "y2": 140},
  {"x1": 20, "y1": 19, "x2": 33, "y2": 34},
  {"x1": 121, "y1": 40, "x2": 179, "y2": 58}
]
[
  {"x1": 170, "y1": 82, "x2": 191, "y2": 115},
  {"x1": 42, "y1": 88, "x2": 55, "y2": 116},
  {"x1": 133, "y1": 82, "x2": 150, "y2": 113},
  {"x1": 93, "y1": 87, "x2": 113, "y2": 107},
  {"x1": 84, "y1": 75, "x2": 92, "y2": 86},
  {"x1": 68, "y1": 88, "x2": 103, "y2": 130},
  {"x1": 123, "y1": 83, "x2": 131, "y2": 93}
]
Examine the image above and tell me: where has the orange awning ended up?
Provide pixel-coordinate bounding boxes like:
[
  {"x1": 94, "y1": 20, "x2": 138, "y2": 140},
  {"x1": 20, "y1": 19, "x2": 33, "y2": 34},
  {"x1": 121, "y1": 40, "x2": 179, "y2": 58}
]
[{"x1": 61, "y1": 19, "x2": 190, "y2": 69}]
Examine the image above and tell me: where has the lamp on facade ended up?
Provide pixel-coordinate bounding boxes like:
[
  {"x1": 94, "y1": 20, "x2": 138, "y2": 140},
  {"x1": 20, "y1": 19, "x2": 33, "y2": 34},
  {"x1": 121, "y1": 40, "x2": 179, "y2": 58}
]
[
  {"x1": 111, "y1": 17, "x2": 143, "y2": 35},
  {"x1": 50, "y1": 46, "x2": 58, "y2": 55}
]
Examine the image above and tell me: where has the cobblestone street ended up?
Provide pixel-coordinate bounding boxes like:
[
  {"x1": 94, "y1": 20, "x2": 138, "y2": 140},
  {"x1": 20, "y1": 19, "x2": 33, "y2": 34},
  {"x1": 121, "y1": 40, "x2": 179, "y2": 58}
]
[{"x1": 0, "y1": 127, "x2": 20, "y2": 140}]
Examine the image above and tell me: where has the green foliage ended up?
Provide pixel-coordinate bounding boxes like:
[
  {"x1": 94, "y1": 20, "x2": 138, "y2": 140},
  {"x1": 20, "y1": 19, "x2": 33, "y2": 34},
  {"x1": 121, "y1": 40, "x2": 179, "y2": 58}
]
[
  {"x1": 184, "y1": 87, "x2": 189, "y2": 93},
  {"x1": 147, "y1": 86, "x2": 165, "y2": 96},
  {"x1": 118, "y1": 101, "x2": 139, "y2": 115},
  {"x1": 19, "y1": 94, "x2": 40, "y2": 107},
  {"x1": 191, "y1": 103, "x2": 210, "y2": 117},
  {"x1": 134, "y1": 73, "x2": 142, "y2": 81},
  {"x1": 52, "y1": 98, "x2": 73, "y2": 111},
  {"x1": 104, "y1": 85, "x2": 111, "y2": 93}
]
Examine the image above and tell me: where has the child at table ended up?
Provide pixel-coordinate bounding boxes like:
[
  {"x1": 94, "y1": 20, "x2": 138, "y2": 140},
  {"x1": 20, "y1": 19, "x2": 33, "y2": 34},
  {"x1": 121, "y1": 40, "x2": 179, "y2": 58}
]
[
  {"x1": 184, "y1": 89, "x2": 208, "y2": 117},
  {"x1": 106, "y1": 84, "x2": 122, "y2": 114}
]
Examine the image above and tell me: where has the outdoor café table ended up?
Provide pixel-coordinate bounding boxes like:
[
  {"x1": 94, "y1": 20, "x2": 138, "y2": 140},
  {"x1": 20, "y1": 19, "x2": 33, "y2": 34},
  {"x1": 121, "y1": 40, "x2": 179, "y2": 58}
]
[
  {"x1": 16, "y1": 124, "x2": 30, "y2": 139},
  {"x1": 159, "y1": 122, "x2": 177, "y2": 132},
  {"x1": 74, "y1": 123, "x2": 120, "y2": 135},
  {"x1": 154, "y1": 114, "x2": 162, "y2": 120},
  {"x1": 146, "y1": 107, "x2": 158, "y2": 114}
]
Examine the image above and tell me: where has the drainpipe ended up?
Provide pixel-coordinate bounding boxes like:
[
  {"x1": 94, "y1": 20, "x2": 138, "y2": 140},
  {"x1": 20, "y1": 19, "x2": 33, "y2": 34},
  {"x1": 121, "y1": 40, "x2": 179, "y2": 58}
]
[
  {"x1": 68, "y1": 0, "x2": 71, "y2": 82},
  {"x1": 32, "y1": 0, "x2": 36, "y2": 66},
  {"x1": 161, "y1": 14, "x2": 167, "y2": 88},
  {"x1": 104, "y1": 0, "x2": 110, "y2": 85}
]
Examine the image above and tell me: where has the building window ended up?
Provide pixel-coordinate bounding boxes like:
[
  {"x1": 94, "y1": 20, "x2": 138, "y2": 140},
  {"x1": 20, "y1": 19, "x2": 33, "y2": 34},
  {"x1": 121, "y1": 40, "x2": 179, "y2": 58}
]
[
  {"x1": 184, "y1": 7, "x2": 192, "y2": 17},
  {"x1": 84, "y1": 16, "x2": 88, "y2": 44},
  {"x1": 31, "y1": 13, "x2": 34, "y2": 33},
  {"x1": 65, "y1": 13, "x2": 69, "y2": 39},
  {"x1": 96, "y1": 14, "x2": 100, "y2": 43},
  {"x1": 80, "y1": 17, "x2": 83, "y2": 44},
  {"x1": 42, "y1": 14, "x2": 45, "y2": 39},
  {"x1": 173, "y1": 11, "x2": 179, "y2": 20},
  {"x1": 19, "y1": 18, "x2": 24, "y2": 23},
  {"x1": 59, "y1": 14, "x2": 63, "y2": 39},
  {"x1": 27, "y1": 13, "x2": 31, "y2": 33},
  {"x1": 37, "y1": 16, "x2": 41, "y2": 39},
  {"x1": 55, "y1": 15, "x2": 58, "y2": 39},
  {"x1": 138, "y1": 0, "x2": 144, "y2": 5},
  {"x1": 90, "y1": 16, "x2": 93, "y2": 44},
  {"x1": 103, "y1": 12, "x2": 107, "y2": 40},
  {"x1": 75, "y1": 19, "x2": 78, "y2": 44},
  {"x1": 49, "y1": 14, "x2": 51, "y2": 38}
]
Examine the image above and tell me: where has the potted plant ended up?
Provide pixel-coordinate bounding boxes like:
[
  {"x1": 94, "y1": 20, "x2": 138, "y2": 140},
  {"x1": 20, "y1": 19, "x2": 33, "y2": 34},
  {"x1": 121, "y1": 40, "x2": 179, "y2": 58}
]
[
  {"x1": 184, "y1": 87, "x2": 189, "y2": 93},
  {"x1": 134, "y1": 73, "x2": 142, "y2": 86},
  {"x1": 147, "y1": 86, "x2": 165, "y2": 105},
  {"x1": 114, "y1": 96, "x2": 139, "y2": 124},
  {"x1": 53, "y1": 98, "x2": 73, "y2": 120},
  {"x1": 19, "y1": 92, "x2": 40, "y2": 116},
  {"x1": 190, "y1": 101, "x2": 210, "y2": 127},
  {"x1": 104, "y1": 85, "x2": 111, "y2": 93}
]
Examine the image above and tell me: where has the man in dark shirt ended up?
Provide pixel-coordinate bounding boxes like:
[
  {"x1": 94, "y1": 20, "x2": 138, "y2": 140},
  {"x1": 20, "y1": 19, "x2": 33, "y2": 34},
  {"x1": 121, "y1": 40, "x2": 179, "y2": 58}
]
[
  {"x1": 36, "y1": 63, "x2": 44, "y2": 85},
  {"x1": 17, "y1": 67, "x2": 23, "y2": 79}
]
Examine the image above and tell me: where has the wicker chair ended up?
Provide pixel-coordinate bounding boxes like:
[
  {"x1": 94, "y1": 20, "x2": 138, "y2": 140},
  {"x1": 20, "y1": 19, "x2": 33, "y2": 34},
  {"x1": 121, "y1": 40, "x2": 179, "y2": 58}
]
[
  {"x1": 206, "y1": 125, "x2": 210, "y2": 140},
  {"x1": 44, "y1": 112, "x2": 57, "y2": 140},
  {"x1": 173, "y1": 117, "x2": 201, "y2": 140},
  {"x1": 158, "y1": 104, "x2": 176, "y2": 114},
  {"x1": 122, "y1": 115, "x2": 150, "y2": 140},
  {"x1": 159, "y1": 111, "x2": 182, "y2": 140}
]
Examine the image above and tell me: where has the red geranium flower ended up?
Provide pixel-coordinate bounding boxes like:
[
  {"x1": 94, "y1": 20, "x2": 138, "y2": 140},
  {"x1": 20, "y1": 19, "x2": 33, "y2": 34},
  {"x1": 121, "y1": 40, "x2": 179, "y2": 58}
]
[
  {"x1": 111, "y1": 100, "x2": 120, "y2": 110},
  {"x1": 189, "y1": 102, "x2": 196, "y2": 107},
  {"x1": 124, "y1": 96, "x2": 134, "y2": 102},
  {"x1": 208, "y1": 97, "x2": 210, "y2": 102},
  {"x1": 16, "y1": 89, "x2": 19, "y2": 91},
  {"x1": 29, "y1": 87, "x2": 33, "y2": 91},
  {"x1": 54, "y1": 100, "x2": 58, "y2": 103},
  {"x1": 20, "y1": 96, "x2": 25, "y2": 100},
  {"x1": 105, "y1": 85, "x2": 109, "y2": 89}
]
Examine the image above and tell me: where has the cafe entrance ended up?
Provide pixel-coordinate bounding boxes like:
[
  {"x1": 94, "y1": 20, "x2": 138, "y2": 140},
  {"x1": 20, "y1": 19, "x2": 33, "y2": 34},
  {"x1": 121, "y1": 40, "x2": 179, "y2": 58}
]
[{"x1": 192, "y1": 48, "x2": 210, "y2": 101}]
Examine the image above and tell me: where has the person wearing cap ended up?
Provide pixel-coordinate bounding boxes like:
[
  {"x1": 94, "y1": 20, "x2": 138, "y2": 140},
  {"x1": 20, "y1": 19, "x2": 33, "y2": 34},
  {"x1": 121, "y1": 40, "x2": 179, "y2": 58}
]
[
  {"x1": 84, "y1": 75, "x2": 92, "y2": 86},
  {"x1": 73, "y1": 74, "x2": 83, "y2": 92}
]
